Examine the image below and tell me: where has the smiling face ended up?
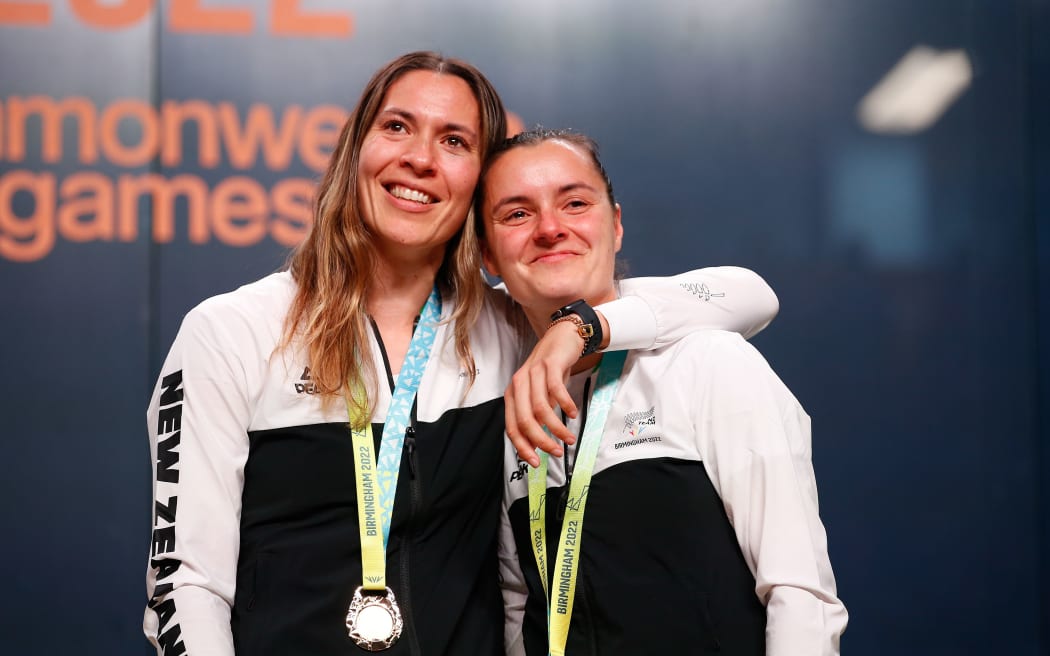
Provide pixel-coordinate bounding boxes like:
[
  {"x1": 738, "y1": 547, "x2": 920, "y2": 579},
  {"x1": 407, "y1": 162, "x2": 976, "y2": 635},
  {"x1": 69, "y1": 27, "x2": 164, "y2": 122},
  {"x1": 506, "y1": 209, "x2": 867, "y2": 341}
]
[
  {"x1": 356, "y1": 69, "x2": 483, "y2": 263},
  {"x1": 481, "y1": 139, "x2": 623, "y2": 324}
]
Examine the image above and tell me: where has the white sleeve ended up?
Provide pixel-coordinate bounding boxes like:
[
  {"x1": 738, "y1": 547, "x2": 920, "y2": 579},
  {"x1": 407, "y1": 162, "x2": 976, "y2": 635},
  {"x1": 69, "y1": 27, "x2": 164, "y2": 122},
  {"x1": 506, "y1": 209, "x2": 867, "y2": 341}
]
[
  {"x1": 144, "y1": 305, "x2": 251, "y2": 655},
  {"x1": 606, "y1": 266, "x2": 779, "y2": 351},
  {"x1": 693, "y1": 335, "x2": 847, "y2": 656},
  {"x1": 499, "y1": 455, "x2": 528, "y2": 656}
]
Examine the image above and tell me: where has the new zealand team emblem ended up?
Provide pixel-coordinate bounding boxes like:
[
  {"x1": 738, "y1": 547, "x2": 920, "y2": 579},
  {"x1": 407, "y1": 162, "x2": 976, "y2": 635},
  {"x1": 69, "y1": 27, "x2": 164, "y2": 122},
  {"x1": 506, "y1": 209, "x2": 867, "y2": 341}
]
[{"x1": 621, "y1": 407, "x2": 656, "y2": 437}]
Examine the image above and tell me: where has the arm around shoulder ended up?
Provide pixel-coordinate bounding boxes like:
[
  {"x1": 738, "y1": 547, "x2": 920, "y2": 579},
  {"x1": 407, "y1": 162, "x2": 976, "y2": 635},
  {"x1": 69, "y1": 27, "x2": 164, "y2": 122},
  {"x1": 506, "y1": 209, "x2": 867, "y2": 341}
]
[
  {"x1": 605, "y1": 266, "x2": 779, "y2": 351},
  {"x1": 501, "y1": 267, "x2": 780, "y2": 463}
]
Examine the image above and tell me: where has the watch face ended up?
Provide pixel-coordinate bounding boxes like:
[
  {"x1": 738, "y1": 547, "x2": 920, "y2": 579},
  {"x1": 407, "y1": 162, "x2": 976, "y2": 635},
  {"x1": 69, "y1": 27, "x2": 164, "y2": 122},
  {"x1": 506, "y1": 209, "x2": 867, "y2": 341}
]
[{"x1": 552, "y1": 300, "x2": 587, "y2": 321}]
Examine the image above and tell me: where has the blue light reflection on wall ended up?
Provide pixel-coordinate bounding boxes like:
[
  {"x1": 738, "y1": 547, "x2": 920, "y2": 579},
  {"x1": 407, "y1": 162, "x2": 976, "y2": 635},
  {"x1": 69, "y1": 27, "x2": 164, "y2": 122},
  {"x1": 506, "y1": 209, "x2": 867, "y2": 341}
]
[{"x1": 828, "y1": 139, "x2": 928, "y2": 267}]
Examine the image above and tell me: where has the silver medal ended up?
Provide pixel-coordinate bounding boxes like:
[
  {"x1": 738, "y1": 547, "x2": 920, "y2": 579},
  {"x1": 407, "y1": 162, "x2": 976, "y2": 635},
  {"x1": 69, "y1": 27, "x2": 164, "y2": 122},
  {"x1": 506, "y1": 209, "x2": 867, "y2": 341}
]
[{"x1": 346, "y1": 586, "x2": 403, "y2": 651}]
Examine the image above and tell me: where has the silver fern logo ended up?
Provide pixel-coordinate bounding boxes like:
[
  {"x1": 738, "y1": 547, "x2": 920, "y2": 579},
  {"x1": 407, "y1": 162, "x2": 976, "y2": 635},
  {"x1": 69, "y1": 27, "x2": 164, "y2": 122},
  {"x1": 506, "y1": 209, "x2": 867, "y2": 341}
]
[
  {"x1": 622, "y1": 406, "x2": 656, "y2": 437},
  {"x1": 680, "y1": 282, "x2": 725, "y2": 301},
  {"x1": 615, "y1": 406, "x2": 662, "y2": 450}
]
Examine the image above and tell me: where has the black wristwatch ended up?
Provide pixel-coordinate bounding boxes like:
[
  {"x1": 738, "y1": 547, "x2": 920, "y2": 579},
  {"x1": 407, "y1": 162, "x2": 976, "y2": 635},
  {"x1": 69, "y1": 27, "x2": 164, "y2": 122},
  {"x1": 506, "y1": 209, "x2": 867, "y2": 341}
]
[{"x1": 548, "y1": 299, "x2": 604, "y2": 357}]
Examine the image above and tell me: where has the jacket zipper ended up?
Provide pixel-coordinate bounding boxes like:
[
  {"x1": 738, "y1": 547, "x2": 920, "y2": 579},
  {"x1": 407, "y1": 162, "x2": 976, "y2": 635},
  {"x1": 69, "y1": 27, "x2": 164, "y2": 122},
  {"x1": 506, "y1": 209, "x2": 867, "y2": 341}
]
[{"x1": 400, "y1": 424, "x2": 423, "y2": 656}]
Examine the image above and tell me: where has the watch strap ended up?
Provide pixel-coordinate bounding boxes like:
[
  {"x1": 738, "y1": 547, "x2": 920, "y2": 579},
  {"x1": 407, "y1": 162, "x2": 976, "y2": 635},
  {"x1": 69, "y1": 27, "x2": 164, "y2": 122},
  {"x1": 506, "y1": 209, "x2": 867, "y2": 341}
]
[{"x1": 548, "y1": 299, "x2": 603, "y2": 356}]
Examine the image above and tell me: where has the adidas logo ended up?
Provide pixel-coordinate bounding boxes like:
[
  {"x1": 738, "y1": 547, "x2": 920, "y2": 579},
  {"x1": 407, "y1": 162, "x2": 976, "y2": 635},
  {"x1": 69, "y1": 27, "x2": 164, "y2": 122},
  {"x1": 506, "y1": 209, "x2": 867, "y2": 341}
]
[{"x1": 294, "y1": 366, "x2": 319, "y2": 395}]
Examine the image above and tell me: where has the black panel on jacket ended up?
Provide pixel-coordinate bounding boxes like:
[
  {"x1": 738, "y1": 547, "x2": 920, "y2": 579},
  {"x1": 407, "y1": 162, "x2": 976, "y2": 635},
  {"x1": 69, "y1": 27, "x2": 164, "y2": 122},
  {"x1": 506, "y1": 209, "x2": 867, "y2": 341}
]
[
  {"x1": 232, "y1": 398, "x2": 506, "y2": 656},
  {"x1": 508, "y1": 457, "x2": 766, "y2": 656}
]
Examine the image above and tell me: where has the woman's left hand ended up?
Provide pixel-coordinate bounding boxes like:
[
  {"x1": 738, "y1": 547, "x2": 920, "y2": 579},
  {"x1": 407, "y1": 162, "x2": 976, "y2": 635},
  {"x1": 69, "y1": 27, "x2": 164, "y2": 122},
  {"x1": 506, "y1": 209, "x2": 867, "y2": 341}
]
[{"x1": 504, "y1": 320, "x2": 587, "y2": 467}]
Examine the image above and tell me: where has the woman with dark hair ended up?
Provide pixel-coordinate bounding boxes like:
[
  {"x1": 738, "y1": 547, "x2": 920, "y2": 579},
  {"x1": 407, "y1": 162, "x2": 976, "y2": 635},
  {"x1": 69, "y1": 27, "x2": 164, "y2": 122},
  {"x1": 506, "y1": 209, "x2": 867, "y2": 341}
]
[
  {"x1": 479, "y1": 129, "x2": 846, "y2": 656},
  {"x1": 144, "y1": 53, "x2": 778, "y2": 655}
]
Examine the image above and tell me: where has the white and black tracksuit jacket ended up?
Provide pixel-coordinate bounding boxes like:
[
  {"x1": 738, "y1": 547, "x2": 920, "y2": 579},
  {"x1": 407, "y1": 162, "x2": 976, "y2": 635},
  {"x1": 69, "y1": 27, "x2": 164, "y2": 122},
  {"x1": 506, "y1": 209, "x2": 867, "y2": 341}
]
[
  {"x1": 144, "y1": 268, "x2": 777, "y2": 656},
  {"x1": 500, "y1": 331, "x2": 848, "y2": 656}
]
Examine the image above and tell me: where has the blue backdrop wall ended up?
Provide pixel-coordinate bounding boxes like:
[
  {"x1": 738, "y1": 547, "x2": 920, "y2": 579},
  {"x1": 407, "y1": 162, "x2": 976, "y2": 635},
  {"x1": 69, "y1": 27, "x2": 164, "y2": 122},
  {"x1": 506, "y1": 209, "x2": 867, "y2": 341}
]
[{"x1": 0, "y1": 1, "x2": 1046, "y2": 653}]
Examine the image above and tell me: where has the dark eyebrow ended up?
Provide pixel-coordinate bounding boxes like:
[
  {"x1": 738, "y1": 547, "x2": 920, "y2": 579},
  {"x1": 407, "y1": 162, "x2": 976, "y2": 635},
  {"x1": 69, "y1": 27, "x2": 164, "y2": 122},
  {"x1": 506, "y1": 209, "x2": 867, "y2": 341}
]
[
  {"x1": 489, "y1": 194, "x2": 532, "y2": 217},
  {"x1": 557, "y1": 182, "x2": 599, "y2": 196},
  {"x1": 380, "y1": 107, "x2": 478, "y2": 141},
  {"x1": 489, "y1": 182, "x2": 599, "y2": 216}
]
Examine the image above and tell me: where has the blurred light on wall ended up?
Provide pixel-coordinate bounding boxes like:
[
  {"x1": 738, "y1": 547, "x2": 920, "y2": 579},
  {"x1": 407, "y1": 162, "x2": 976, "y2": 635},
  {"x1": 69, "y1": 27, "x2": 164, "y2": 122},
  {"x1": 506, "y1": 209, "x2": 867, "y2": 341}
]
[
  {"x1": 827, "y1": 140, "x2": 928, "y2": 266},
  {"x1": 857, "y1": 46, "x2": 972, "y2": 135}
]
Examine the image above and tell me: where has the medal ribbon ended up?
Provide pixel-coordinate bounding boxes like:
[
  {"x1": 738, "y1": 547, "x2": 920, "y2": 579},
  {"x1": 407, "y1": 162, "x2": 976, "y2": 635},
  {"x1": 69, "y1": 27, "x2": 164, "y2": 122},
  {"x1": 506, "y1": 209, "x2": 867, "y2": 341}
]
[
  {"x1": 347, "y1": 286, "x2": 441, "y2": 591},
  {"x1": 527, "y1": 350, "x2": 627, "y2": 656}
]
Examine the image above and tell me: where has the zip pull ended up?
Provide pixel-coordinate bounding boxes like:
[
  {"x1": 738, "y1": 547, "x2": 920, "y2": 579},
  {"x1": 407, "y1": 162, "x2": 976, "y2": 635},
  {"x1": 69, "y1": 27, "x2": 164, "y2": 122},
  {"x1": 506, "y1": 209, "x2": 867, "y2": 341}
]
[
  {"x1": 555, "y1": 488, "x2": 568, "y2": 522},
  {"x1": 405, "y1": 426, "x2": 418, "y2": 479}
]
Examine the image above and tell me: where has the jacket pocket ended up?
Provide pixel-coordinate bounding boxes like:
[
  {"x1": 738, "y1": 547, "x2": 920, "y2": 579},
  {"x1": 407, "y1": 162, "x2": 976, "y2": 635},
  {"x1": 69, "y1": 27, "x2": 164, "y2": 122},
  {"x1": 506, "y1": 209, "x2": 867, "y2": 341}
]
[
  {"x1": 697, "y1": 592, "x2": 722, "y2": 652},
  {"x1": 232, "y1": 550, "x2": 274, "y2": 654}
]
